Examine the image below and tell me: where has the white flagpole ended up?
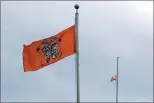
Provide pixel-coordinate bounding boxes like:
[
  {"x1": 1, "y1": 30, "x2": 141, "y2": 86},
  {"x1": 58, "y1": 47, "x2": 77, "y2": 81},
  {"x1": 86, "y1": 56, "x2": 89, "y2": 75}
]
[
  {"x1": 116, "y1": 57, "x2": 119, "y2": 103},
  {"x1": 74, "y1": 4, "x2": 80, "y2": 103}
]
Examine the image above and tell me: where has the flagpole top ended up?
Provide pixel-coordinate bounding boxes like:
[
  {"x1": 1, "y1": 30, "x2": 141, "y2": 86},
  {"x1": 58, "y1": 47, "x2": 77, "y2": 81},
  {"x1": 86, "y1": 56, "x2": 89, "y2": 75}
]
[{"x1": 74, "y1": 4, "x2": 79, "y2": 9}]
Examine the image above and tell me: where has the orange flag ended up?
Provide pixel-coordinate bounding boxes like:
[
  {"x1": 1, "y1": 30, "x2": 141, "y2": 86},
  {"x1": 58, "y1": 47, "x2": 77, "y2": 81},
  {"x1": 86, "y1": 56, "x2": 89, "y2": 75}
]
[{"x1": 23, "y1": 25, "x2": 76, "y2": 72}]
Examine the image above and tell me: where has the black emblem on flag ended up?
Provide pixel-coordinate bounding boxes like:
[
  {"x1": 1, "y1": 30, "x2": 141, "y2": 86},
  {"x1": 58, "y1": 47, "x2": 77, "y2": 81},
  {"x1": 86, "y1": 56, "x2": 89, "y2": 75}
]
[{"x1": 36, "y1": 36, "x2": 62, "y2": 64}]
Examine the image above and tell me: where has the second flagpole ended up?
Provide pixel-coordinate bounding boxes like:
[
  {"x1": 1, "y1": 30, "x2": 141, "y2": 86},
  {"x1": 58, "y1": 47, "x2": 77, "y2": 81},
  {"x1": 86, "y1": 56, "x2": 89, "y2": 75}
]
[
  {"x1": 74, "y1": 4, "x2": 80, "y2": 103},
  {"x1": 116, "y1": 57, "x2": 119, "y2": 103}
]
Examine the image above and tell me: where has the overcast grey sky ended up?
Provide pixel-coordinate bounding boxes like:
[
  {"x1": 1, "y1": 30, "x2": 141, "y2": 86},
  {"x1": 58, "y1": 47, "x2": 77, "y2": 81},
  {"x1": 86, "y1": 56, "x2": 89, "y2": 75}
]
[{"x1": 1, "y1": 1, "x2": 153, "y2": 102}]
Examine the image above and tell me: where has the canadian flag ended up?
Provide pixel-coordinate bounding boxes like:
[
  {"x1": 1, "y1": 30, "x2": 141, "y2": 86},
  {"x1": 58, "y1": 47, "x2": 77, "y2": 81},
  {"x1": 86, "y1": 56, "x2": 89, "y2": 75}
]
[{"x1": 110, "y1": 76, "x2": 116, "y2": 82}]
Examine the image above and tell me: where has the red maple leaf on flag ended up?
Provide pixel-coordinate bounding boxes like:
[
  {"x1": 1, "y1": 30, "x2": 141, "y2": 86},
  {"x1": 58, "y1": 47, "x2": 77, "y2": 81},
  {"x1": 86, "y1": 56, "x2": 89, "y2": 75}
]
[{"x1": 110, "y1": 76, "x2": 116, "y2": 82}]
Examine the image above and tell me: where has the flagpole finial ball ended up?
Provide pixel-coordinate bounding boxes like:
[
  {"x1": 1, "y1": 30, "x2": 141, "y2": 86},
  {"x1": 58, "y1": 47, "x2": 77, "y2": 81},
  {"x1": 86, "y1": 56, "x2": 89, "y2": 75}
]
[{"x1": 74, "y1": 4, "x2": 79, "y2": 9}]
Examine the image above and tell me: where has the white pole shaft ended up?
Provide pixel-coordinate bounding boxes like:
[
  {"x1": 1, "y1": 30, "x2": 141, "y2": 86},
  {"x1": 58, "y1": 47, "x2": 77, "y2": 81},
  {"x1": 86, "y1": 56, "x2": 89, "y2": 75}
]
[
  {"x1": 75, "y1": 4, "x2": 80, "y2": 103},
  {"x1": 116, "y1": 57, "x2": 119, "y2": 103}
]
